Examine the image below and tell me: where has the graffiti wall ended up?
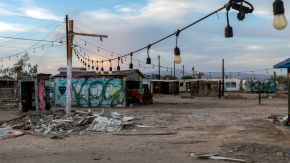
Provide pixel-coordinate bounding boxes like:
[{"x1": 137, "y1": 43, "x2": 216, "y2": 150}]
[
  {"x1": 241, "y1": 80, "x2": 278, "y2": 93},
  {"x1": 55, "y1": 77, "x2": 125, "y2": 108}
]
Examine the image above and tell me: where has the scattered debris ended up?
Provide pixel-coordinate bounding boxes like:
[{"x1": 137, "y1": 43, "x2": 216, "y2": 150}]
[
  {"x1": 0, "y1": 127, "x2": 24, "y2": 140},
  {"x1": 268, "y1": 115, "x2": 287, "y2": 125},
  {"x1": 0, "y1": 110, "x2": 135, "y2": 136},
  {"x1": 136, "y1": 125, "x2": 155, "y2": 128},
  {"x1": 113, "y1": 132, "x2": 178, "y2": 136},
  {"x1": 190, "y1": 153, "x2": 251, "y2": 163},
  {"x1": 90, "y1": 155, "x2": 101, "y2": 160},
  {"x1": 49, "y1": 135, "x2": 68, "y2": 140}
]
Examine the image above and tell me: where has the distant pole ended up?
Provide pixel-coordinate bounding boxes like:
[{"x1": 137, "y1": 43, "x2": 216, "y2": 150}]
[
  {"x1": 65, "y1": 15, "x2": 73, "y2": 117},
  {"x1": 174, "y1": 61, "x2": 176, "y2": 79},
  {"x1": 222, "y1": 59, "x2": 225, "y2": 97},
  {"x1": 158, "y1": 55, "x2": 161, "y2": 80},
  {"x1": 182, "y1": 65, "x2": 185, "y2": 77},
  {"x1": 288, "y1": 68, "x2": 290, "y2": 125}
]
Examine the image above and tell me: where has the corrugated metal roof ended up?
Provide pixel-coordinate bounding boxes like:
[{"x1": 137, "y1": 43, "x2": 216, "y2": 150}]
[{"x1": 273, "y1": 58, "x2": 290, "y2": 68}]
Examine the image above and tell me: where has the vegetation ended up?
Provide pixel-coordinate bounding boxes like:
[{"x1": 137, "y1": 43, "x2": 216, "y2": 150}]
[
  {"x1": 181, "y1": 76, "x2": 193, "y2": 80},
  {"x1": 274, "y1": 75, "x2": 288, "y2": 84},
  {"x1": 162, "y1": 75, "x2": 177, "y2": 80},
  {"x1": 1, "y1": 54, "x2": 38, "y2": 79}
]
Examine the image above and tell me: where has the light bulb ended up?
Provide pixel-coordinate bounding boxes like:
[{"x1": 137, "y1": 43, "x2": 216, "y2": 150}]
[
  {"x1": 273, "y1": 14, "x2": 287, "y2": 30},
  {"x1": 174, "y1": 55, "x2": 182, "y2": 64},
  {"x1": 273, "y1": 0, "x2": 288, "y2": 30},
  {"x1": 174, "y1": 46, "x2": 182, "y2": 64}
]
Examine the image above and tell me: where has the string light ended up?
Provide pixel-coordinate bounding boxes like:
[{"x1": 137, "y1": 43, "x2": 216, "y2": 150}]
[
  {"x1": 225, "y1": 9, "x2": 233, "y2": 38},
  {"x1": 146, "y1": 44, "x2": 151, "y2": 64},
  {"x1": 117, "y1": 57, "x2": 120, "y2": 71},
  {"x1": 174, "y1": 30, "x2": 182, "y2": 64},
  {"x1": 129, "y1": 53, "x2": 133, "y2": 69},
  {"x1": 273, "y1": 0, "x2": 287, "y2": 30},
  {"x1": 109, "y1": 59, "x2": 113, "y2": 75},
  {"x1": 96, "y1": 61, "x2": 99, "y2": 71},
  {"x1": 101, "y1": 61, "x2": 104, "y2": 74}
]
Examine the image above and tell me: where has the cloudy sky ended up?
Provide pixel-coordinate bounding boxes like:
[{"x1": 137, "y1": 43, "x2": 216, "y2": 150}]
[{"x1": 0, "y1": 0, "x2": 289, "y2": 76}]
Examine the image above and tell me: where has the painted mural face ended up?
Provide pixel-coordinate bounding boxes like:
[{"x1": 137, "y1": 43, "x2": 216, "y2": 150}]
[{"x1": 55, "y1": 77, "x2": 125, "y2": 108}]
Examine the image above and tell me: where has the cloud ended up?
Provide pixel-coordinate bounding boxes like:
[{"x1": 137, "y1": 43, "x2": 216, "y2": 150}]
[
  {"x1": 0, "y1": 1, "x2": 61, "y2": 21},
  {"x1": 0, "y1": 22, "x2": 30, "y2": 32},
  {"x1": 24, "y1": 8, "x2": 61, "y2": 21}
]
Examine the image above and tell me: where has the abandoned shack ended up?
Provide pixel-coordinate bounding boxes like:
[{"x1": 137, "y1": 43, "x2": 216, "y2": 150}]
[
  {"x1": 19, "y1": 74, "x2": 53, "y2": 112},
  {"x1": 0, "y1": 75, "x2": 17, "y2": 99},
  {"x1": 144, "y1": 80, "x2": 179, "y2": 95},
  {"x1": 190, "y1": 80, "x2": 221, "y2": 97},
  {"x1": 53, "y1": 68, "x2": 146, "y2": 108}
]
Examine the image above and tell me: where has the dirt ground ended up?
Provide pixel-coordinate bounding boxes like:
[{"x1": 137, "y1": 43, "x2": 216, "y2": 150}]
[{"x1": 1, "y1": 94, "x2": 290, "y2": 163}]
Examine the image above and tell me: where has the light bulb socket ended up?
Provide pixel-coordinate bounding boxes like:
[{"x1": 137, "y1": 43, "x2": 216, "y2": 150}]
[
  {"x1": 273, "y1": 0, "x2": 285, "y2": 15},
  {"x1": 146, "y1": 57, "x2": 151, "y2": 64},
  {"x1": 174, "y1": 46, "x2": 180, "y2": 56},
  {"x1": 101, "y1": 68, "x2": 104, "y2": 71},
  {"x1": 237, "y1": 11, "x2": 245, "y2": 21},
  {"x1": 225, "y1": 25, "x2": 233, "y2": 38},
  {"x1": 117, "y1": 65, "x2": 120, "y2": 71},
  {"x1": 129, "y1": 63, "x2": 133, "y2": 69},
  {"x1": 96, "y1": 67, "x2": 99, "y2": 71},
  {"x1": 109, "y1": 67, "x2": 112, "y2": 71}
]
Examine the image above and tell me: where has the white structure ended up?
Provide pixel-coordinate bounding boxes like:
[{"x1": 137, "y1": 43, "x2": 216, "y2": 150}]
[{"x1": 224, "y1": 78, "x2": 241, "y2": 92}]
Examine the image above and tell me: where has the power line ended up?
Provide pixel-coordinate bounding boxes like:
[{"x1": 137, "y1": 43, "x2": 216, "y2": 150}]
[{"x1": 0, "y1": 35, "x2": 61, "y2": 43}]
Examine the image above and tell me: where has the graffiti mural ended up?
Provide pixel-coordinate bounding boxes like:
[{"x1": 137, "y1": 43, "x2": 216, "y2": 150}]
[
  {"x1": 241, "y1": 80, "x2": 278, "y2": 93},
  {"x1": 55, "y1": 77, "x2": 125, "y2": 108}
]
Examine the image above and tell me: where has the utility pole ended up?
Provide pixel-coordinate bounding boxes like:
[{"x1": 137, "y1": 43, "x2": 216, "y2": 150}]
[
  {"x1": 65, "y1": 15, "x2": 108, "y2": 116},
  {"x1": 158, "y1": 55, "x2": 160, "y2": 80},
  {"x1": 182, "y1": 65, "x2": 185, "y2": 77},
  {"x1": 222, "y1": 59, "x2": 225, "y2": 97},
  {"x1": 66, "y1": 15, "x2": 73, "y2": 117}
]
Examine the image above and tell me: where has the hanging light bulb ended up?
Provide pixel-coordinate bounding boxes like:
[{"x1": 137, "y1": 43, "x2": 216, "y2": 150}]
[
  {"x1": 96, "y1": 61, "x2": 99, "y2": 72},
  {"x1": 273, "y1": 0, "x2": 287, "y2": 30},
  {"x1": 109, "y1": 60, "x2": 113, "y2": 75},
  {"x1": 225, "y1": 10, "x2": 233, "y2": 38},
  {"x1": 146, "y1": 44, "x2": 151, "y2": 64},
  {"x1": 117, "y1": 57, "x2": 121, "y2": 71},
  {"x1": 174, "y1": 30, "x2": 182, "y2": 64},
  {"x1": 129, "y1": 53, "x2": 133, "y2": 69},
  {"x1": 92, "y1": 60, "x2": 94, "y2": 69},
  {"x1": 88, "y1": 59, "x2": 91, "y2": 68},
  {"x1": 101, "y1": 61, "x2": 104, "y2": 74}
]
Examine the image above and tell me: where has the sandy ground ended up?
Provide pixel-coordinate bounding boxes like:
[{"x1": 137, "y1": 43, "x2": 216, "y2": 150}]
[{"x1": 0, "y1": 94, "x2": 290, "y2": 163}]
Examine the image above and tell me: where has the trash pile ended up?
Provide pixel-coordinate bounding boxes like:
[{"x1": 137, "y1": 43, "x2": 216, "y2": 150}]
[
  {"x1": 0, "y1": 110, "x2": 134, "y2": 136},
  {"x1": 268, "y1": 115, "x2": 288, "y2": 126}
]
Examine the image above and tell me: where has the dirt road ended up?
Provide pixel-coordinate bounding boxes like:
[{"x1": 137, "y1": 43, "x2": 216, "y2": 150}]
[{"x1": 0, "y1": 95, "x2": 289, "y2": 163}]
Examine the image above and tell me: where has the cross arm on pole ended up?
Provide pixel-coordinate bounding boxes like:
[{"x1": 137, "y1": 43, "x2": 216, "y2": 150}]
[{"x1": 73, "y1": 32, "x2": 108, "y2": 41}]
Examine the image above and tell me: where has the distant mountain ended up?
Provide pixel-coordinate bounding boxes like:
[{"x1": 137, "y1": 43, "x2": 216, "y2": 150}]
[{"x1": 142, "y1": 70, "x2": 275, "y2": 80}]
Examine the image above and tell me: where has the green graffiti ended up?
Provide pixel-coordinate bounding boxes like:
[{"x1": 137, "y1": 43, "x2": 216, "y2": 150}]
[{"x1": 55, "y1": 77, "x2": 125, "y2": 108}]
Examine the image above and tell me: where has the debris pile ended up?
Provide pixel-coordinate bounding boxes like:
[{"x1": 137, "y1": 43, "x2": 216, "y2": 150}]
[{"x1": 0, "y1": 110, "x2": 134, "y2": 136}]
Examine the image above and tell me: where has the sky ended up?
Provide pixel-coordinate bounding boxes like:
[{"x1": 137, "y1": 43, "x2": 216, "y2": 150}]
[{"x1": 0, "y1": 0, "x2": 289, "y2": 77}]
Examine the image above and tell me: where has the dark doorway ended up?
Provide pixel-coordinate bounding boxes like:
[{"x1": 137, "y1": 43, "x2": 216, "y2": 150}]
[{"x1": 21, "y1": 81, "x2": 35, "y2": 112}]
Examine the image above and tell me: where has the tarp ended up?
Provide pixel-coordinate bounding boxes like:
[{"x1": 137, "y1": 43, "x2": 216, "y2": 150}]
[{"x1": 0, "y1": 127, "x2": 24, "y2": 140}]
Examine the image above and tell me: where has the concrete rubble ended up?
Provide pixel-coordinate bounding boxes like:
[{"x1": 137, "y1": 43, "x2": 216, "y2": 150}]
[{"x1": 0, "y1": 110, "x2": 134, "y2": 137}]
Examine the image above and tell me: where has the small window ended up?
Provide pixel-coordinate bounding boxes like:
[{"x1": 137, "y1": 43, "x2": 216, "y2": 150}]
[
  {"x1": 225, "y1": 82, "x2": 230, "y2": 88},
  {"x1": 231, "y1": 82, "x2": 237, "y2": 88}
]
